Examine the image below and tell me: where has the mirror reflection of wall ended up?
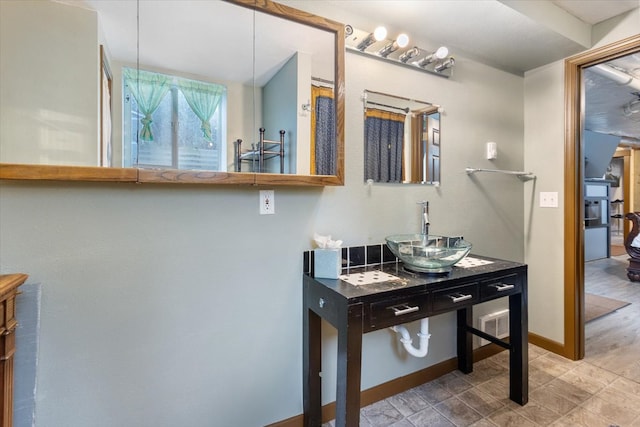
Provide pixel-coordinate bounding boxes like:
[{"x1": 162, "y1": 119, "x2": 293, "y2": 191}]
[
  {"x1": 100, "y1": 46, "x2": 113, "y2": 168},
  {"x1": 0, "y1": 0, "x2": 100, "y2": 166},
  {"x1": 363, "y1": 90, "x2": 441, "y2": 185}
]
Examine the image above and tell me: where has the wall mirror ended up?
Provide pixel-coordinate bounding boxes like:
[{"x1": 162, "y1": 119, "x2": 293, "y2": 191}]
[
  {"x1": 363, "y1": 90, "x2": 441, "y2": 185},
  {"x1": 0, "y1": 0, "x2": 344, "y2": 186}
]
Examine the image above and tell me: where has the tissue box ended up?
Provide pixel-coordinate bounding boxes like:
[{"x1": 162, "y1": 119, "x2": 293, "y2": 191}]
[{"x1": 314, "y1": 248, "x2": 341, "y2": 279}]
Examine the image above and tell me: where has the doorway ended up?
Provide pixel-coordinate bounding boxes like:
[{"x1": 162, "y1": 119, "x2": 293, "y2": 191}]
[{"x1": 564, "y1": 34, "x2": 640, "y2": 361}]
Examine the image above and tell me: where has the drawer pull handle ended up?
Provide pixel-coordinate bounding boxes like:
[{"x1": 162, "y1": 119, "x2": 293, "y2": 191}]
[
  {"x1": 449, "y1": 293, "x2": 472, "y2": 303},
  {"x1": 390, "y1": 304, "x2": 419, "y2": 316},
  {"x1": 491, "y1": 283, "x2": 515, "y2": 292}
]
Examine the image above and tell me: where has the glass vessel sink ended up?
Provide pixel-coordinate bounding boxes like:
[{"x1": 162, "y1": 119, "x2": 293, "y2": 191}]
[{"x1": 385, "y1": 234, "x2": 472, "y2": 273}]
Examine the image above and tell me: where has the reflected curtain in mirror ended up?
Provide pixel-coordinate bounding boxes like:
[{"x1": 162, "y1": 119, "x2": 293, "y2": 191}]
[
  {"x1": 311, "y1": 85, "x2": 336, "y2": 175},
  {"x1": 364, "y1": 109, "x2": 405, "y2": 182},
  {"x1": 122, "y1": 68, "x2": 171, "y2": 142},
  {"x1": 362, "y1": 90, "x2": 441, "y2": 185},
  {"x1": 176, "y1": 78, "x2": 225, "y2": 142}
]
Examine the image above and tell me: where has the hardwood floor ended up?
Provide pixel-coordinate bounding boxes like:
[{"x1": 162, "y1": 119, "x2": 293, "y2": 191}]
[{"x1": 585, "y1": 254, "x2": 640, "y2": 383}]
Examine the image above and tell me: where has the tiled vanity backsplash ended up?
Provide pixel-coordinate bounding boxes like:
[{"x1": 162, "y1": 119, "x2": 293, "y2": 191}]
[{"x1": 303, "y1": 243, "x2": 398, "y2": 277}]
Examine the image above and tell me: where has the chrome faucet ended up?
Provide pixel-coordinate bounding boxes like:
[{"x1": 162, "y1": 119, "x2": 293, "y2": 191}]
[{"x1": 418, "y1": 201, "x2": 430, "y2": 235}]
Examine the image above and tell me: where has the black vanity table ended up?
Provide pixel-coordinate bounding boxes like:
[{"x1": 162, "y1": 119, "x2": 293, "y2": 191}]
[{"x1": 303, "y1": 255, "x2": 528, "y2": 427}]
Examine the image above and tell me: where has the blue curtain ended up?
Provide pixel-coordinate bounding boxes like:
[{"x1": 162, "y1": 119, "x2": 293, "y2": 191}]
[
  {"x1": 314, "y1": 94, "x2": 336, "y2": 175},
  {"x1": 364, "y1": 109, "x2": 405, "y2": 182}
]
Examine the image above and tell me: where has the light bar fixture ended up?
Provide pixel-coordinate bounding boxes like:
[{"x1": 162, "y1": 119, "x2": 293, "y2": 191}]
[
  {"x1": 398, "y1": 47, "x2": 420, "y2": 63},
  {"x1": 345, "y1": 25, "x2": 455, "y2": 78},
  {"x1": 344, "y1": 24, "x2": 354, "y2": 37},
  {"x1": 378, "y1": 33, "x2": 409, "y2": 58},
  {"x1": 356, "y1": 26, "x2": 388, "y2": 51},
  {"x1": 434, "y1": 57, "x2": 455, "y2": 72},
  {"x1": 415, "y1": 46, "x2": 449, "y2": 68}
]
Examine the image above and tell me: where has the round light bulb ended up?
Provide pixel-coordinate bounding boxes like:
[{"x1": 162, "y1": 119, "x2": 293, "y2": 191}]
[
  {"x1": 396, "y1": 33, "x2": 409, "y2": 48},
  {"x1": 373, "y1": 26, "x2": 387, "y2": 41},
  {"x1": 435, "y1": 46, "x2": 449, "y2": 59}
]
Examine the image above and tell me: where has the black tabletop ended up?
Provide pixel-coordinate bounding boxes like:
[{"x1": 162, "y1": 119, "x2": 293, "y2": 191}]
[{"x1": 306, "y1": 254, "x2": 526, "y2": 303}]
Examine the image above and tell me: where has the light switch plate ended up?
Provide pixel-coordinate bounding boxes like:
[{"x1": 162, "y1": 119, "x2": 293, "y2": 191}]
[
  {"x1": 540, "y1": 191, "x2": 558, "y2": 208},
  {"x1": 486, "y1": 142, "x2": 497, "y2": 160}
]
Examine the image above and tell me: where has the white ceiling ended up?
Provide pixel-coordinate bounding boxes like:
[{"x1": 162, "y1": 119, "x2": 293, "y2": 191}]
[
  {"x1": 296, "y1": 0, "x2": 638, "y2": 75},
  {"x1": 552, "y1": 0, "x2": 639, "y2": 24}
]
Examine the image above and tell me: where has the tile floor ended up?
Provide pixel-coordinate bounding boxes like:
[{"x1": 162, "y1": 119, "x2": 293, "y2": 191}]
[{"x1": 323, "y1": 254, "x2": 640, "y2": 426}]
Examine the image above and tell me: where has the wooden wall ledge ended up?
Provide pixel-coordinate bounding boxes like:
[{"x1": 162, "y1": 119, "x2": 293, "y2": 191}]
[
  {"x1": 0, "y1": 164, "x2": 344, "y2": 186},
  {"x1": 0, "y1": 164, "x2": 137, "y2": 182}
]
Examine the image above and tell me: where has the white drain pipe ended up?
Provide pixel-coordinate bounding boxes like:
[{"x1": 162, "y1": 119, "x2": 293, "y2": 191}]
[
  {"x1": 390, "y1": 318, "x2": 431, "y2": 357},
  {"x1": 591, "y1": 64, "x2": 640, "y2": 91}
]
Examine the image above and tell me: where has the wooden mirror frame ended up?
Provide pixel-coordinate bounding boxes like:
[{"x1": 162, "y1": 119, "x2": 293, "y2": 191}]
[{"x1": 0, "y1": 0, "x2": 345, "y2": 187}]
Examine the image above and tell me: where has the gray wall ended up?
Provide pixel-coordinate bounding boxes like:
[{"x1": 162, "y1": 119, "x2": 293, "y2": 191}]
[
  {"x1": 1, "y1": 58, "x2": 523, "y2": 427},
  {"x1": 0, "y1": 3, "x2": 536, "y2": 427},
  {"x1": 523, "y1": 9, "x2": 639, "y2": 344}
]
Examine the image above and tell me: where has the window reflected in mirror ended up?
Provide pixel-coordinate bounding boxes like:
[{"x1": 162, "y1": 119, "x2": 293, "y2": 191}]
[
  {"x1": 123, "y1": 68, "x2": 227, "y2": 170},
  {"x1": 363, "y1": 90, "x2": 441, "y2": 185}
]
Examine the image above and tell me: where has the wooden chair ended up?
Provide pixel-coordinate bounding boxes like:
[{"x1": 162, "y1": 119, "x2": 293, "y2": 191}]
[{"x1": 624, "y1": 212, "x2": 640, "y2": 282}]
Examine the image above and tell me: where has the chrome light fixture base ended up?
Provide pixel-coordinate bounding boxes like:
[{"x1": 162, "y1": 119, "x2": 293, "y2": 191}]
[{"x1": 345, "y1": 26, "x2": 454, "y2": 78}]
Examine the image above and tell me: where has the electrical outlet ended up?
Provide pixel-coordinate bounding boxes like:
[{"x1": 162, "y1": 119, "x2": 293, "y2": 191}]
[
  {"x1": 540, "y1": 191, "x2": 559, "y2": 208},
  {"x1": 259, "y1": 190, "x2": 275, "y2": 215}
]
